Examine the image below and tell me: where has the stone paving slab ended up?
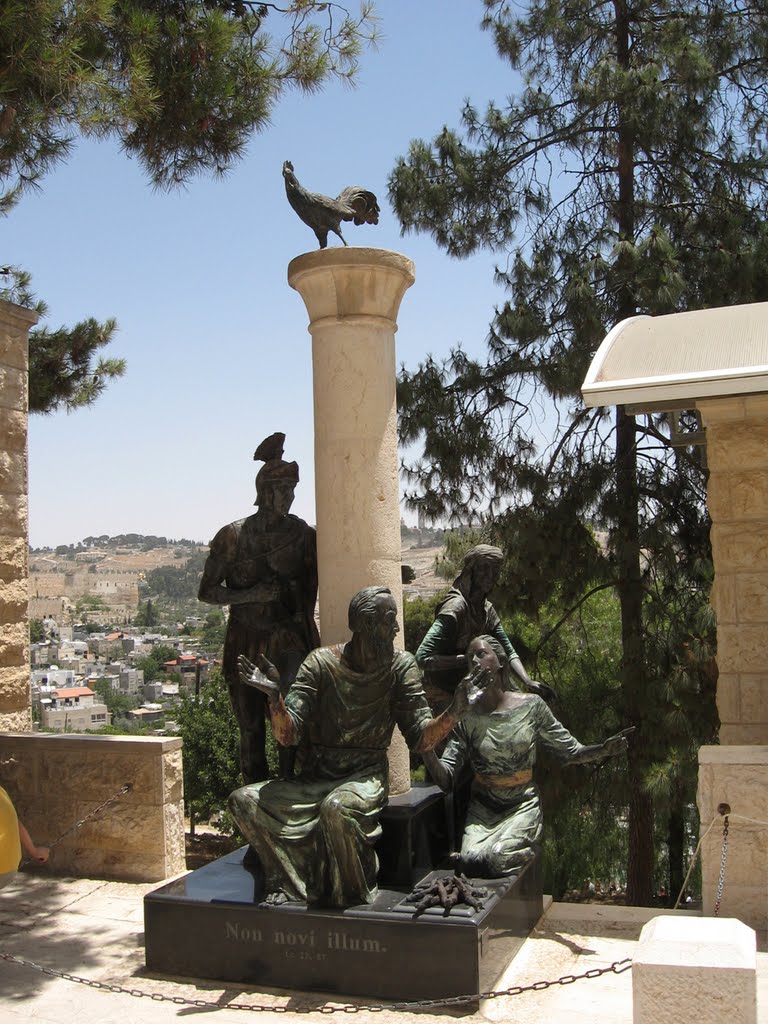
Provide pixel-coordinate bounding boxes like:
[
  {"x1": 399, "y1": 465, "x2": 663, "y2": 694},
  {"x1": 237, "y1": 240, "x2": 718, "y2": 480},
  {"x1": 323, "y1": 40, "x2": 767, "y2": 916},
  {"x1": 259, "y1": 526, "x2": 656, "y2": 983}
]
[
  {"x1": 1, "y1": 871, "x2": 768, "y2": 1024},
  {"x1": 0, "y1": 874, "x2": 106, "y2": 929}
]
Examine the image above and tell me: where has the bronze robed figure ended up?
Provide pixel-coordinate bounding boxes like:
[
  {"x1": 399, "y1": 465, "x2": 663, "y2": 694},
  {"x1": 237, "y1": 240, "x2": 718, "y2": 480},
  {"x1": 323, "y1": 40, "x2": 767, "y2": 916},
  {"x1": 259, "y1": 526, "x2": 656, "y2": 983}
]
[
  {"x1": 229, "y1": 587, "x2": 489, "y2": 908},
  {"x1": 416, "y1": 544, "x2": 556, "y2": 711},
  {"x1": 424, "y1": 636, "x2": 630, "y2": 878},
  {"x1": 199, "y1": 434, "x2": 320, "y2": 783}
]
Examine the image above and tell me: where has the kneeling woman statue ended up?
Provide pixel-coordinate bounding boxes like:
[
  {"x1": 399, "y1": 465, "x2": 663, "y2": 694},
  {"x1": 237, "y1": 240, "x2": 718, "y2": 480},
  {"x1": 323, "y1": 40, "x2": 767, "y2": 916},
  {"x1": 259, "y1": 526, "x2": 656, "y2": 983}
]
[{"x1": 423, "y1": 635, "x2": 630, "y2": 878}]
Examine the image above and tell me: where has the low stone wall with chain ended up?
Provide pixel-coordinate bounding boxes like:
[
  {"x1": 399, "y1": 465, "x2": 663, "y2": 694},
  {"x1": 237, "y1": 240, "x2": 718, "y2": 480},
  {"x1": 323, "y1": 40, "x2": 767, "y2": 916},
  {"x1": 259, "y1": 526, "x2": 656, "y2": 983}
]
[
  {"x1": 0, "y1": 731, "x2": 185, "y2": 881},
  {"x1": 698, "y1": 744, "x2": 768, "y2": 933}
]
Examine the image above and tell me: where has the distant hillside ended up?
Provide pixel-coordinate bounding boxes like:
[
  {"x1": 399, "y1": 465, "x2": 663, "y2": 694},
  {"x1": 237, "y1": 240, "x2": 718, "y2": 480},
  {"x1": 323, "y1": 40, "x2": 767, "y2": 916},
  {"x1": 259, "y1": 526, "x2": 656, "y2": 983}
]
[
  {"x1": 29, "y1": 528, "x2": 449, "y2": 628},
  {"x1": 29, "y1": 536, "x2": 209, "y2": 628},
  {"x1": 31, "y1": 533, "x2": 205, "y2": 556}
]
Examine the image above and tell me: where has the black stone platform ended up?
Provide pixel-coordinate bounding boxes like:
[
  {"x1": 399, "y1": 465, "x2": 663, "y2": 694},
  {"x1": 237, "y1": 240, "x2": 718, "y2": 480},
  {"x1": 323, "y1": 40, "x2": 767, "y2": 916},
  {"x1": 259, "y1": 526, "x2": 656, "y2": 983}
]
[
  {"x1": 376, "y1": 782, "x2": 450, "y2": 886},
  {"x1": 144, "y1": 850, "x2": 543, "y2": 1002}
]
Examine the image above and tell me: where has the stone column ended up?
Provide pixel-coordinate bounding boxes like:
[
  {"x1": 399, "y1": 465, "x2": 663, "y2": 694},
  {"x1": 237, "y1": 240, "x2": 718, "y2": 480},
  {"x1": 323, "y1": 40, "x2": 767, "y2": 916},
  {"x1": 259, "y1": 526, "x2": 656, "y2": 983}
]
[
  {"x1": 699, "y1": 394, "x2": 768, "y2": 743},
  {"x1": 288, "y1": 247, "x2": 415, "y2": 794},
  {"x1": 695, "y1": 395, "x2": 768, "y2": 931},
  {"x1": 0, "y1": 300, "x2": 39, "y2": 731}
]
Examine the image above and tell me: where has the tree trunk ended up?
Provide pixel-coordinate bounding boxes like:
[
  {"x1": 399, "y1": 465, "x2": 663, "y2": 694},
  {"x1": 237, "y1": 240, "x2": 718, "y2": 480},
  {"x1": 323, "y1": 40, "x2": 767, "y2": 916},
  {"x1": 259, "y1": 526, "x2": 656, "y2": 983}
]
[
  {"x1": 667, "y1": 804, "x2": 686, "y2": 906},
  {"x1": 611, "y1": 0, "x2": 655, "y2": 906},
  {"x1": 616, "y1": 406, "x2": 655, "y2": 905},
  {"x1": 626, "y1": 770, "x2": 655, "y2": 903}
]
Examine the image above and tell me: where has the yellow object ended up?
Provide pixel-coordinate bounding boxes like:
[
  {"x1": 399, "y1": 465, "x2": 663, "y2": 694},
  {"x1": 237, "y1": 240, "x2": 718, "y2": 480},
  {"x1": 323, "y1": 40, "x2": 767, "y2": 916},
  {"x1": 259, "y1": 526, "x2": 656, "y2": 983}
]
[{"x1": 0, "y1": 785, "x2": 21, "y2": 873}]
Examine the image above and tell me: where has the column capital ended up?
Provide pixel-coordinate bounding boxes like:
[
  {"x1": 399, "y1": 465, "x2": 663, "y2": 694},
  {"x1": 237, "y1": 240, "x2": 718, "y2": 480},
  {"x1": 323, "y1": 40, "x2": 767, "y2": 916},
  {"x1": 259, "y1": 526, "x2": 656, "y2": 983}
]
[{"x1": 288, "y1": 247, "x2": 415, "y2": 325}]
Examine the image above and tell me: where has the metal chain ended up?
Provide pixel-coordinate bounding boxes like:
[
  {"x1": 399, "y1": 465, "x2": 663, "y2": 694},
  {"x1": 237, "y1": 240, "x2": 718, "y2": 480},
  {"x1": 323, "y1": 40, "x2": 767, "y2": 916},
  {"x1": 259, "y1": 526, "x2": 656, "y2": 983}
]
[
  {"x1": 713, "y1": 813, "x2": 729, "y2": 917},
  {"x1": 0, "y1": 950, "x2": 632, "y2": 1013},
  {"x1": 10, "y1": 780, "x2": 633, "y2": 1011},
  {"x1": 46, "y1": 783, "x2": 133, "y2": 851}
]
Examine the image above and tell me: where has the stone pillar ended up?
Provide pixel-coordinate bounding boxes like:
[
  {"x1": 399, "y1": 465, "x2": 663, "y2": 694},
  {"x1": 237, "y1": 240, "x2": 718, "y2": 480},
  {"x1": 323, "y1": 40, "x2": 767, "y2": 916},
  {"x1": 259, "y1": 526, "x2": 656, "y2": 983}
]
[
  {"x1": 699, "y1": 394, "x2": 768, "y2": 743},
  {"x1": 697, "y1": 745, "x2": 768, "y2": 931},
  {"x1": 288, "y1": 248, "x2": 415, "y2": 794},
  {"x1": 0, "y1": 300, "x2": 39, "y2": 732},
  {"x1": 696, "y1": 395, "x2": 768, "y2": 931},
  {"x1": 632, "y1": 915, "x2": 756, "y2": 1024}
]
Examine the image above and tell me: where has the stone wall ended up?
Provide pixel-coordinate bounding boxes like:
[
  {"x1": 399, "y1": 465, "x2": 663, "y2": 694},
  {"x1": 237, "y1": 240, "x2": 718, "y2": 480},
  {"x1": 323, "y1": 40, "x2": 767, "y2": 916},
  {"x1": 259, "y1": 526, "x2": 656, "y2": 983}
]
[
  {"x1": 0, "y1": 732, "x2": 186, "y2": 881},
  {"x1": 699, "y1": 395, "x2": 768, "y2": 744},
  {"x1": 0, "y1": 300, "x2": 38, "y2": 732},
  {"x1": 698, "y1": 745, "x2": 768, "y2": 934},
  {"x1": 697, "y1": 396, "x2": 768, "y2": 933},
  {"x1": 30, "y1": 568, "x2": 140, "y2": 621},
  {"x1": 29, "y1": 595, "x2": 68, "y2": 620}
]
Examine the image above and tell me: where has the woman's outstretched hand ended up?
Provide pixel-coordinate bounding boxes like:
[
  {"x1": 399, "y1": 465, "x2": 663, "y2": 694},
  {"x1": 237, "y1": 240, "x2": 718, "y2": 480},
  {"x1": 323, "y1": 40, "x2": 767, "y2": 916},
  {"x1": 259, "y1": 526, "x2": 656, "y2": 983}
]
[
  {"x1": 454, "y1": 664, "x2": 492, "y2": 712},
  {"x1": 602, "y1": 726, "x2": 635, "y2": 757}
]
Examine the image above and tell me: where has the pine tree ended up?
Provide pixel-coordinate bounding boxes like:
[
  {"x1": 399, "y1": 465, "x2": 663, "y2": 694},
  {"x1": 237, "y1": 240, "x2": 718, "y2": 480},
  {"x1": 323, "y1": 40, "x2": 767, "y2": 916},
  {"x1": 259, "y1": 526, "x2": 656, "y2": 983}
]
[
  {"x1": 2, "y1": 268, "x2": 125, "y2": 414},
  {"x1": 388, "y1": 0, "x2": 766, "y2": 903},
  {"x1": 1, "y1": 1, "x2": 377, "y2": 207},
  {"x1": 1, "y1": 1, "x2": 376, "y2": 412}
]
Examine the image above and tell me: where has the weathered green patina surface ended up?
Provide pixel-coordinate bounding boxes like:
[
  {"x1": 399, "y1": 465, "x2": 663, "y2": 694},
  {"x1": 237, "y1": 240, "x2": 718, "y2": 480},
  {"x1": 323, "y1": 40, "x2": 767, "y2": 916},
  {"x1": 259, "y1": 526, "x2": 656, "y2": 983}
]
[{"x1": 229, "y1": 645, "x2": 432, "y2": 907}]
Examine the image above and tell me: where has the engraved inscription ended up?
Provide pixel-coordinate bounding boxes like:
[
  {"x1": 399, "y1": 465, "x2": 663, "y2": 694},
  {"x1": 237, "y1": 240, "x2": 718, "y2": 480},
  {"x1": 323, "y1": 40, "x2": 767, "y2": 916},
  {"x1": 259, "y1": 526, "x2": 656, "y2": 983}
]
[
  {"x1": 274, "y1": 929, "x2": 316, "y2": 947},
  {"x1": 225, "y1": 922, "x2": 264, "y2": 943},
  {"x1": 223, "y1": 921, "x2": 387, "y2": 956},
  {"x1": 327, "y1": 931, "x2": 387, "y2": 953}
]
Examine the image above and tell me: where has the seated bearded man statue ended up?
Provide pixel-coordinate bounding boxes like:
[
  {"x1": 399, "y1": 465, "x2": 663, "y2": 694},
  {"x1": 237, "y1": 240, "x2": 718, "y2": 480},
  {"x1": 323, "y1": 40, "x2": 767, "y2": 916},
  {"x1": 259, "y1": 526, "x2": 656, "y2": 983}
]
[{"x1": 229, "y1": 585, "x2": 487, "y2": 908}]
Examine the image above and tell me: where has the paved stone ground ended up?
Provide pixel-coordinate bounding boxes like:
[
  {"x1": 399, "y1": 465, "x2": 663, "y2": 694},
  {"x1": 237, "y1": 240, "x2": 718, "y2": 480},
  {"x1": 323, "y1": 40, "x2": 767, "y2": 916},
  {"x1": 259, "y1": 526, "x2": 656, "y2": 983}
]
[{"x1": 1, "y1": 872, "x2": 766, "y2": 1023}]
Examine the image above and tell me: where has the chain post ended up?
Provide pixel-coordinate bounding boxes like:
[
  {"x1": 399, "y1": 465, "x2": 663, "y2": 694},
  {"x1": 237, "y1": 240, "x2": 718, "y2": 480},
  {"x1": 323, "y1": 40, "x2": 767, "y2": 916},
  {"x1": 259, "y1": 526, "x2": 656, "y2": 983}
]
[{"x1": 713, "y1": 802, "x2": 730, "y2": 917}]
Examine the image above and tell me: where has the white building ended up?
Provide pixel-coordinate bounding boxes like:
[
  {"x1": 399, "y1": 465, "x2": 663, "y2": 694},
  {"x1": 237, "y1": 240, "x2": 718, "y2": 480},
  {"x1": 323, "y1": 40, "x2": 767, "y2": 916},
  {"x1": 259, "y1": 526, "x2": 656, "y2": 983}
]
[
  {"x1": 40, "y1": 686, "x2": 111, "y2": 732},
  {"x1": 31, "y1": 666, "x2": 76, "y2": 689}
]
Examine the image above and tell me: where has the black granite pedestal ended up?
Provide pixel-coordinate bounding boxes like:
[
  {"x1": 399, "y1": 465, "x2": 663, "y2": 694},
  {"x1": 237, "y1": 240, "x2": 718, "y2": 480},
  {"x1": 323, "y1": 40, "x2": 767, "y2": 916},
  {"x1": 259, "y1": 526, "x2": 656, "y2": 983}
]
[
  {"x1": 376, "y1": 781, "x2": 450, "y2": 886},
  {"x1": 144, "y1": 851, "x2": 543, "y2": 1002}
]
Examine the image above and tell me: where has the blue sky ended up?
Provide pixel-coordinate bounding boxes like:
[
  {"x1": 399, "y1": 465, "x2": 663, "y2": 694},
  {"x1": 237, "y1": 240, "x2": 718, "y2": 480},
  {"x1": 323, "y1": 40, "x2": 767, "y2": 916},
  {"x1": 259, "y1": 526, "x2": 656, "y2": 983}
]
[{"x1": 8, "y1": 2, "x2": 524, "y2": 548}]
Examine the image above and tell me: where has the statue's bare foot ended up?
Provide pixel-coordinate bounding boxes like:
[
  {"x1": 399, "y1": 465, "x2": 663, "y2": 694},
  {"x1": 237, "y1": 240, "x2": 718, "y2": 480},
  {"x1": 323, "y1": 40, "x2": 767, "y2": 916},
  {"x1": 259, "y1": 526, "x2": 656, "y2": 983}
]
[{"x1": 263, "y1": 889, "x2": 291, "y2": 906}]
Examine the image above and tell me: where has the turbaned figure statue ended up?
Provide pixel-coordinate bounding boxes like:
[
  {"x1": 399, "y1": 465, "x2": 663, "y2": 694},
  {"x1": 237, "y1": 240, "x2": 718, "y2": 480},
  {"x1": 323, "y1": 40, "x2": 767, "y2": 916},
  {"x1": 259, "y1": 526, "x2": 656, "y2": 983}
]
[{"x1": 416, "y1": 544, "x2": 556, "y2": 712}]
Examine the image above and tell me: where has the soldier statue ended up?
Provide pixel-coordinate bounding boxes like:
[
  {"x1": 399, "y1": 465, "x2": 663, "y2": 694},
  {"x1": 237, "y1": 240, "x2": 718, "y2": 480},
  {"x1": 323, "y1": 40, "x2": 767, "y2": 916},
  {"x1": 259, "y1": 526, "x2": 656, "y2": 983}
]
[{"x1": 198, "y1": 434, "x2": 319, "y2": 782}]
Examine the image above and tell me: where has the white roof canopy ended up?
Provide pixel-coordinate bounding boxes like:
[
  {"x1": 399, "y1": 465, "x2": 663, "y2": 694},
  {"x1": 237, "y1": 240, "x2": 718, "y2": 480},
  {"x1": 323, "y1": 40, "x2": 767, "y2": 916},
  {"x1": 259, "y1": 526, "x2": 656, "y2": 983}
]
[{"x1": 582, "y1": 302, "x2": 768, "y2": 410}]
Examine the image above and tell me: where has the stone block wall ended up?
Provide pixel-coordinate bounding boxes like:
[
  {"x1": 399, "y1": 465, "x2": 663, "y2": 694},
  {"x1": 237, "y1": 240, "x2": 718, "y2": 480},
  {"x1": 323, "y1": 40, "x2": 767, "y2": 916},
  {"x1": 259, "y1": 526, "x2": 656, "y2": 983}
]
[
  {"x1": 698, "y1": 745, "x2": 768, "y2": 933},
  {"x1": 0, "y1": 732, "x2": 186, "y2": 881},
  {"x1": 699, "y1": 395, "x2": 768, "y2": 744},
  {"x1": 0, "y1": 300, "x2": 38, "y2": 732}
]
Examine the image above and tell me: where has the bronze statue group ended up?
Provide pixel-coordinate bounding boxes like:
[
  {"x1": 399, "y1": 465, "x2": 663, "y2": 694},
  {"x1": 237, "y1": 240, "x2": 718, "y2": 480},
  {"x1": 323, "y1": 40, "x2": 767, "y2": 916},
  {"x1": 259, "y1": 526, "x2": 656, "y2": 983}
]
[{"x1": 199, "y1": 438, "x2": 628, "y2": 910}]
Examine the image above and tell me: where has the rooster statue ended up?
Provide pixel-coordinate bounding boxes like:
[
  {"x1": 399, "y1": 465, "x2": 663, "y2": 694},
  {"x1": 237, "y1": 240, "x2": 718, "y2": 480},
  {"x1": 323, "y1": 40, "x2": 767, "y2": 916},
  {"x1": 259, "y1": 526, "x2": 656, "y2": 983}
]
[{"x1": 282, "y1": 160, "x2": 380, "y2": 249}]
